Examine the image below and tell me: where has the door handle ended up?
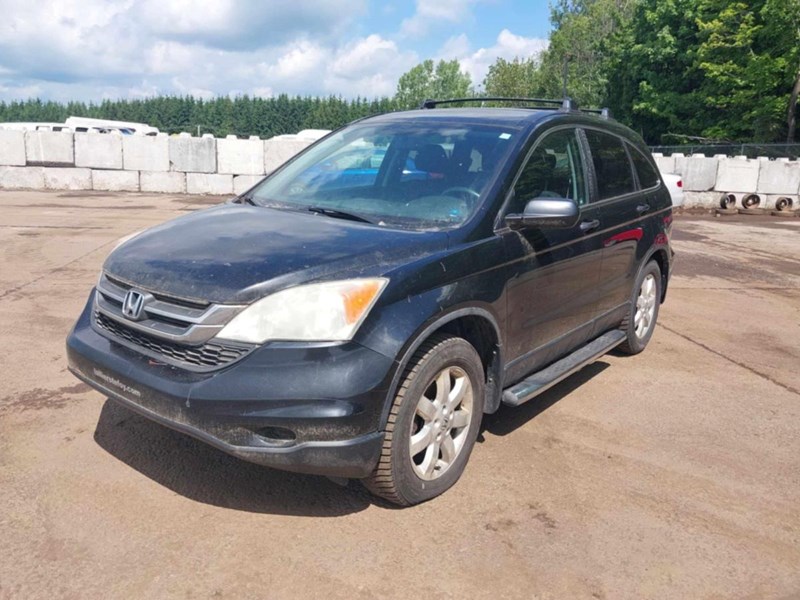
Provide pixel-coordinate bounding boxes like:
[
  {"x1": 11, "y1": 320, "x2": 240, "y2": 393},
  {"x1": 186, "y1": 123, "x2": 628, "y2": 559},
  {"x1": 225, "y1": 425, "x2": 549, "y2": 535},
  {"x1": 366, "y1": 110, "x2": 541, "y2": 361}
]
[
  {"x1": 636, "y1": 203, "x2": 651, "y2": 214},
  {"x1": 579, "y1": 219, "x2": 600, "y2": 233}
]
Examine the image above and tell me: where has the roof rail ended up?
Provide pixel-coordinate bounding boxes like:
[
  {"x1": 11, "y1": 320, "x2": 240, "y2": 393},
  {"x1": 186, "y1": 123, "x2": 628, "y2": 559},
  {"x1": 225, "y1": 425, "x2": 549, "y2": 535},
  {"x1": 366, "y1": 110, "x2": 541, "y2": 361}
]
[{"x1": 418, "y1": 97, "x2": 613, "y2": 119}]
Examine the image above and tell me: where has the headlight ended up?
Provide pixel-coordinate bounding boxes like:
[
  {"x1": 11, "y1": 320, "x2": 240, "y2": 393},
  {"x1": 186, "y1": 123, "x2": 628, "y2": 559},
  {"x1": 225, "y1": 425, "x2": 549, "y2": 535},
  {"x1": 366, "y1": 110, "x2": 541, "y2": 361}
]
[{"x1": 216, "y1": 278, "x2": 388, "y2": 344}]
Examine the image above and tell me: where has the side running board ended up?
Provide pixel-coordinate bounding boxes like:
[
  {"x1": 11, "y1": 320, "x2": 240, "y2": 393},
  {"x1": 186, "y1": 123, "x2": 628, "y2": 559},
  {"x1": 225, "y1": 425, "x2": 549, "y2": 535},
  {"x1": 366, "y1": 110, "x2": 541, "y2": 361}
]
[{"x1": 502, "y1": 330, "x2": 626, "y2": 407}]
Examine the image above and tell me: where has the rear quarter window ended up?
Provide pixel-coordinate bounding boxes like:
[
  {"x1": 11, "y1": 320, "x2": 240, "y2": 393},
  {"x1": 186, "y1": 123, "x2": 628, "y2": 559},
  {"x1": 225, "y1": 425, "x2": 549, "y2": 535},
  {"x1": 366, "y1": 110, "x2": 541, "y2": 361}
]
[{"x1": 628, "y1": 144, "x2": 661, "y2": 189}]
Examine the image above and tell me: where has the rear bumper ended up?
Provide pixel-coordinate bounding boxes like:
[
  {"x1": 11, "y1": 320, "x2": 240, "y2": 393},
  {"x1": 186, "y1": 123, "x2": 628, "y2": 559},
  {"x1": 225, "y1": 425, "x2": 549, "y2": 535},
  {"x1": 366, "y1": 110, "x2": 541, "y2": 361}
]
[{"x1": 67, "y1": 294, "x2": 393, "y2": 478}]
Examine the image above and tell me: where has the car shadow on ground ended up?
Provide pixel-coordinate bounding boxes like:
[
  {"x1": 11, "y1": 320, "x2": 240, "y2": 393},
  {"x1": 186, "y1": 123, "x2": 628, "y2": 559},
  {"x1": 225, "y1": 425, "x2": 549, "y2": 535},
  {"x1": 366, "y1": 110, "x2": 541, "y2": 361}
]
[
  {"x1": 480, "y1": 361, "x2": 610, "y2": 437},
  {"x1": 93, "y1": 361, "x2": 611, "y2": 515},
  {"x1": 93, "y1": 399, "x2": 378, "y2": 517}
]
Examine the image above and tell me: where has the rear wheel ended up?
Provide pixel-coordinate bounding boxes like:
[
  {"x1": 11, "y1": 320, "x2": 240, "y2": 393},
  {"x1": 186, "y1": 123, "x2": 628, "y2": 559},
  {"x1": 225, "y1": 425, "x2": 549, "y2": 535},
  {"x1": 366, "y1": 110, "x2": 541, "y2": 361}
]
[
  {"x1": 363, "y1": 334, "x2": 484, "y2": 506},
  {"x1": 619, "y1": 261, "x2": 662, "y2": 355}
]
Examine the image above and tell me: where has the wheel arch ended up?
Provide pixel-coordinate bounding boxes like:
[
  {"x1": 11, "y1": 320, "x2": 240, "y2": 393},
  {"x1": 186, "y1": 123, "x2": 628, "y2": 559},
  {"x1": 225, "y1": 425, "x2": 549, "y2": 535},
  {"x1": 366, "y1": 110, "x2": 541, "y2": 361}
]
[
  {"x1": 380, "y1": 307, "x2": 504, "y2": 428},
  {"x1": 643, "y1": 246, "x2": 670, "y2": 302}
]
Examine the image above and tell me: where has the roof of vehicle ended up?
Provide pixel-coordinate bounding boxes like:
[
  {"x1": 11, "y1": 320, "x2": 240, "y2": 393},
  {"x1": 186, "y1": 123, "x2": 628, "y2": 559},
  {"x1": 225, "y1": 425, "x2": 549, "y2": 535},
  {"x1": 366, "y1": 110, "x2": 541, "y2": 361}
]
[{"x1": 363, "y1": 105, "x2": 620, "y2": 133}]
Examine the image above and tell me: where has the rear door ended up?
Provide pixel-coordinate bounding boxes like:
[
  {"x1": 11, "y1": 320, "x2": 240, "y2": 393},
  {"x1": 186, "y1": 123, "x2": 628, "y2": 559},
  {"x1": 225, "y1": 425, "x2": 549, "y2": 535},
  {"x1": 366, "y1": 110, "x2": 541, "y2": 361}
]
[
  {"x1": 500, "y1": 127, "x2": 603, "y2": 384},
  {"x1": 581, "y1": 129, "x2": 651, "y2": 333}
]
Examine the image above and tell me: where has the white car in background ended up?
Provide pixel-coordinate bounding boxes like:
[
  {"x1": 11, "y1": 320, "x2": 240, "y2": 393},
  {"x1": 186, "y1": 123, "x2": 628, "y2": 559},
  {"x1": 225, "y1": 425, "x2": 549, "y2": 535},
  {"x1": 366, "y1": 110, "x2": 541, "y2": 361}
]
[{"x1": 661, "y1": 172, "x2": 684, "y2": 207}]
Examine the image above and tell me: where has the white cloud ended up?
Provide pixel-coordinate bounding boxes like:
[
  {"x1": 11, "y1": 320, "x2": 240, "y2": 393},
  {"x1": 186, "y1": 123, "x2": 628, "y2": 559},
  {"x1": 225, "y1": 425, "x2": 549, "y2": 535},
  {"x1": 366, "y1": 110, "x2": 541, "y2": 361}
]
[
  {"x1": 0, "y1": 1, "x2": 546, "y2": 103},
  {"x1": 401, "y1": 0, "x2": 480, "y2": 37},
  {"x1": 438, "y1": 29, "x2": 549, "y2": 88}
]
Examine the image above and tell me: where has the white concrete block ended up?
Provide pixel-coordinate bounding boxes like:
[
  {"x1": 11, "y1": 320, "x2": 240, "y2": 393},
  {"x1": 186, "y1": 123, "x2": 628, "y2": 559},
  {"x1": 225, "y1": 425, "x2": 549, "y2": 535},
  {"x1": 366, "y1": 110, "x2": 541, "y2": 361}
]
[
  {"x1": 169, "y1": 136, "x2": 216, "y2": 173},
  {"x1": 186, "y1": 173, "x2": 233, "y2": 195},
  {"x1": 671, "y1": 153, "x2": 687, "y2": 177},
  {"x1": 122, "y1": 135, "x2": 169, "y2": 172},
  {"x1": 715, "y1": 158, "x2": 760, "y2": 192},
  {"x1": 0, "y1": 130, "x2": 26, "y2": 166},
  {"x1": 766, "y1": 194, "x2": 798, "y2": 210},
  {"x1": 43, "y1": 167, "x2": 92, "y2": 190},
  {"x1": 141, "y1": 171, "x2": 186, "y2": 194},
  {"x1": 233, "y1": 174, "x2": 265, "y2": 195},
  {"x1": 756, "y1": 160, "x2": 800, "y2": 195},
  {"x1": 264, "y1": 139, "x2": 311, "y2": 173},
  {"x1": 653, "y1": 154, "x2": 675, "y2": 174},
  {"x1": 24, "y1": 131, "x2": 74, "y2": 165},
  {"x1": 92, "y1": 169, "x2": 139, "y2": 192},
  {"x1": 683, "y1": 191, "x2": 723, "y2": 208},
  {"x1": 217, "y1": 137, "x2": 265, "y2": 175},
  {"x1": 682, "y1": 156, "x2": 719, "y2": 192},
  {"x1": 0, "y1": 166, "x2": 45, "y2": 189},
  {"x1": 75, "y1": 133, "x2": 123, "y2": 169}
]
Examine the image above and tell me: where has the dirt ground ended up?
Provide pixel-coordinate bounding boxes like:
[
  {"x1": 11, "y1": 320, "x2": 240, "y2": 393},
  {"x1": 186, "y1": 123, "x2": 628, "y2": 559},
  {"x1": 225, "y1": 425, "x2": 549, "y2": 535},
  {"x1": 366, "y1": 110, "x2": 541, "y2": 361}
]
[{"x1": 0, "y1": 190, "x2": 798, "y2": 600}]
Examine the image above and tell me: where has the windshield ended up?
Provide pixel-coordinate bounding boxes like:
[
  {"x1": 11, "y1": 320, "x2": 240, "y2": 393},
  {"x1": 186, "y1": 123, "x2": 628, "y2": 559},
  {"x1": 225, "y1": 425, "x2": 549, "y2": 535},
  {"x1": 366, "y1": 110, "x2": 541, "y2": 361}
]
[{"x1": 248, "y1": 121, "x2": 518, "y2": 230}]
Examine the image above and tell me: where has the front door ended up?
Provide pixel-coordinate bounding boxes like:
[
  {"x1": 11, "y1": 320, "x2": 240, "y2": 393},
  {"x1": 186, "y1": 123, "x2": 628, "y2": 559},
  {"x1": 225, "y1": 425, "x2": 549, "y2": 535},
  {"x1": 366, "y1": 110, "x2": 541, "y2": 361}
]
[{"x1": 501, "y1": 128, "x2": 604, "y2": 385}]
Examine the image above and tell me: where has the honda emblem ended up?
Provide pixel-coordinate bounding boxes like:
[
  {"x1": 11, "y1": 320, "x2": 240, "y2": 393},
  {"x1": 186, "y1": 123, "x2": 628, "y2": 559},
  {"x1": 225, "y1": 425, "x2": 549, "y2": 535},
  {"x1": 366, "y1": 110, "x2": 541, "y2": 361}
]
[{"x1": 122, "y1": 290, "x2": 146, "y2": 320}]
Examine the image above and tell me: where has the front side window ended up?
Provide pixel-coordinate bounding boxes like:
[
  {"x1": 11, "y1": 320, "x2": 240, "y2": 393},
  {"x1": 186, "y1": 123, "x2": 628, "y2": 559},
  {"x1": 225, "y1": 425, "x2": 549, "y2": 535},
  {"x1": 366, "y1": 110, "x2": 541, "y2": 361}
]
[
  {"x1": 510, "y1": 128, "x2": 587, "y2": 213},
  {"x1": 248, "y1": 122, "x2": 518, "y2": 231},
  {"x1": 584, "y1": 130, "x2": 636, "y2": 200}
]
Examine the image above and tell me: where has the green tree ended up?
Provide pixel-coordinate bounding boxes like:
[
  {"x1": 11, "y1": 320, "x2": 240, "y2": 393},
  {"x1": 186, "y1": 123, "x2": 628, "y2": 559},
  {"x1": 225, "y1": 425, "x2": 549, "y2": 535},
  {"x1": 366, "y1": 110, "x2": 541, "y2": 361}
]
[
  {"x1": 536, "y1": 0, "x2": 636, "y2": 108},
  {"x1": 483, "y1": 57, "x2": 540, "y2": 98},
  {"x1": 394, "y1": 59, "x2": 472, "y2": 109}
]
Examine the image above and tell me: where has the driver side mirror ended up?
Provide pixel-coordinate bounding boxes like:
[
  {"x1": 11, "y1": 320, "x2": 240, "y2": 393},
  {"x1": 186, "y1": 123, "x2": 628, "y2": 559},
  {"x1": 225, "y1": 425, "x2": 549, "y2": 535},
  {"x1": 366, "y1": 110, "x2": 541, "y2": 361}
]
[{"x1": 505, "y1": 198, "x2": 579, "y2": 230}]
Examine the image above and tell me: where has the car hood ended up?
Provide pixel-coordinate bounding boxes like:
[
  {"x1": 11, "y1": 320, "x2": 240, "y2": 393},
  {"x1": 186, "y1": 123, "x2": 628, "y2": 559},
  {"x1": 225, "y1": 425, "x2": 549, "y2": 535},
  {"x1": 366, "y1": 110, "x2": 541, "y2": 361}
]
[{"x1": 103, "y1": 204, "x2": 449, "y2": 304}]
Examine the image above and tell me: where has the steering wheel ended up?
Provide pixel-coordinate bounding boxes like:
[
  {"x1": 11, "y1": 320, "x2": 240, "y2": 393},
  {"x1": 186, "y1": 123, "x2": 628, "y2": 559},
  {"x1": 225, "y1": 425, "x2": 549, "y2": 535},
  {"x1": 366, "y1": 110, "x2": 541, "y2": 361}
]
[{"x1": 442, "y1": 186, "x2": 480, "y2": 200}]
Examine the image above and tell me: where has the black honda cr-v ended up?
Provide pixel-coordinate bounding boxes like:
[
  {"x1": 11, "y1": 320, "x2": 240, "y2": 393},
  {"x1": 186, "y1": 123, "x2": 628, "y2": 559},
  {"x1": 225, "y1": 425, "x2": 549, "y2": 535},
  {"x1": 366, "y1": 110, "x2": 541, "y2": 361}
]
[{"x1": 67, "y1": 98, "x2": 673, "y2": 505}]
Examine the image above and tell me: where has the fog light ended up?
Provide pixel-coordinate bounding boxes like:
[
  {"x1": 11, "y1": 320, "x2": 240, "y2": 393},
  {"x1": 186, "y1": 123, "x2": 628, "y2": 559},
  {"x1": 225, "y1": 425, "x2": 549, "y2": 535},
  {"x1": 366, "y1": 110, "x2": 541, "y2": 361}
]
[{"x1": 253, "y1": 426, "x2": 296, "y2": 446}]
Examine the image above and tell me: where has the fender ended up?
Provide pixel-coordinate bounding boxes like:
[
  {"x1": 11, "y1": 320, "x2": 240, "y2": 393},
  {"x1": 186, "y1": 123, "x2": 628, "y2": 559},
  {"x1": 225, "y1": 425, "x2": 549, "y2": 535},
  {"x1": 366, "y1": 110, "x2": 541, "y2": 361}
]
[{"x1": 378, "y1": 304, "x2": 505, "y2": 428}]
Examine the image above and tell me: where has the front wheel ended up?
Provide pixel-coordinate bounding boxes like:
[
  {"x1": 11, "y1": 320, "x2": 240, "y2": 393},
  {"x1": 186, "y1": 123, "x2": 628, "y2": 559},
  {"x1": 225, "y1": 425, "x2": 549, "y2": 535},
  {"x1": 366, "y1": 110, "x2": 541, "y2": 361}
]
[
  {"x1": 618, "y1": 260, "x2": 662, "y2": 355},
  {"x1": 362, "y1": 334, "x2": 484, "y2": 506}
]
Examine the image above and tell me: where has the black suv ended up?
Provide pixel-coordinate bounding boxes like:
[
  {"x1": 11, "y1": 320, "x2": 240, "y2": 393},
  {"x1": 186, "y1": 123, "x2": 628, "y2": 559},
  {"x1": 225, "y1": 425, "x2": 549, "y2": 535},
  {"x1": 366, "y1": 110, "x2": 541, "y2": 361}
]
[{"x1": 67, "y1": 98, "x2": 673, "y2": 505}]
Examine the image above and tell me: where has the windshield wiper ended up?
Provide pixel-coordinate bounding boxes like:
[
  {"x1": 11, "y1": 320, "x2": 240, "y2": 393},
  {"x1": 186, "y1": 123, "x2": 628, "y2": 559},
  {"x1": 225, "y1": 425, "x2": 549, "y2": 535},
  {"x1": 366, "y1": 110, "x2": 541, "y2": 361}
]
[
  {"x1": 237, "y1": 192, "x2": 257, "y2": 205},
  {"x1": 307, "y1": 206, "x2": 374, "y2": 224}
]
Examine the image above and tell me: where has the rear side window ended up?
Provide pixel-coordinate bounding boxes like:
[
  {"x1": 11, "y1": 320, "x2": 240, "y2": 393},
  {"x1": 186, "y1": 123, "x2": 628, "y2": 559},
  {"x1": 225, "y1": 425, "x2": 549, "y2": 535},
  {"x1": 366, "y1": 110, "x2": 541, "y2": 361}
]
[
  {"x1": 628, "y1": 144, "x2": 661, "y2": 189},
  {"x1": 584, "y1": 130, "x2": 635, "y2": 200}
]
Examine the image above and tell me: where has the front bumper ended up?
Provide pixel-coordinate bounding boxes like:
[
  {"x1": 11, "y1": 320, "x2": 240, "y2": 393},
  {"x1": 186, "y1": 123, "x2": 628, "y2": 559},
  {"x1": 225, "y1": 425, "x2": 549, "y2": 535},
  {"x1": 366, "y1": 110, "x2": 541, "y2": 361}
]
[{"x1": 67, "y1": 294, "x2": 394, "y2": 478}]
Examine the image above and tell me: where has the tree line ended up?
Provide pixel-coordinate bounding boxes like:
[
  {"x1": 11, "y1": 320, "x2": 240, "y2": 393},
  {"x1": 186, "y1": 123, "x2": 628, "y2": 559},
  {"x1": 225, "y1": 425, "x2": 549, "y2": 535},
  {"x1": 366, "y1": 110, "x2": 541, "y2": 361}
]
[{"x1": 1, "y1": 0, "x2": 797, "y2": 144}]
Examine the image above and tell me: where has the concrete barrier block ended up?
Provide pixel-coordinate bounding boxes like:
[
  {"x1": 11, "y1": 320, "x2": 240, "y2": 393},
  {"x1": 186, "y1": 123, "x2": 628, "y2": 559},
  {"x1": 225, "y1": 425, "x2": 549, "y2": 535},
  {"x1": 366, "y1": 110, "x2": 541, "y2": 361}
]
[
  {"x1": 756, "y1": 160, "x2": 800, "y2": 195},
  {"x1": 169, "y1": 136, "x2": 216, "y2": 173},
  {"x1": 92, "y1": 170, "x2": 139, "y2": 192},
  {"x1": 683, "y1": 156, "x2": 719, "y2": 192},
  {"x1": 141, "y1": 171, "x2": 186, "y2": 194},
  {"x1": 683, "y1": 191, "x2": 721, "y2": 208},
  {"x1": 43, "y1": 167, "x2": 92, "y2": 190},
  {"x1": 671, "y1": 153, "x2": 687, "y2": 176},
  {"x1": 0, "y1": 166, "x2": 45, "y2": 189},
  {"x1": 653, "y1": 154, "x2": 675, "y2": 174},
  {"x1": 186, "y1": 173, "x2": 233, "y2": 195},
  {"x1": 766, "y1": 194, "x2": 798, "y2": 210},
  {"x1": 25, "y1": 131, "x2": 74, "y2": 165},
  {"x1": 217, "y1": 136, "x2": 265, "y2": 175},
  {"x1": 75, "y1": 133, "x2": 123, "y2": 170},
  {"x1": 716, "y1": 158, "x2": 760, "y2": 192},
  {"x1": 122, "y1": 135, "x2": 169, "y2": 172},
  {"x1": 0, "y1": 130, "x2": 26, "y2": 166},
  {"x1": 264, "y1": 139, "x2": 310, "y2": 173},
  {"x1": 233, "y1": 174, "x2": 264, "y2": 195}
]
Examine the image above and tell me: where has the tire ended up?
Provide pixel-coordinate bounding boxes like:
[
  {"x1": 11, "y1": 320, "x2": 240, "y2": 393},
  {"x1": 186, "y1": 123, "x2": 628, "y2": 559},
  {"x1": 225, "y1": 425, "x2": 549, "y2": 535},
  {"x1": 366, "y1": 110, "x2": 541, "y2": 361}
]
[
  {"x1": 362, "y1": 334, "x2": 485, "y2": 506},
  {"x1": 618, "y1": 261, "x2": 662, "y2": 355}
]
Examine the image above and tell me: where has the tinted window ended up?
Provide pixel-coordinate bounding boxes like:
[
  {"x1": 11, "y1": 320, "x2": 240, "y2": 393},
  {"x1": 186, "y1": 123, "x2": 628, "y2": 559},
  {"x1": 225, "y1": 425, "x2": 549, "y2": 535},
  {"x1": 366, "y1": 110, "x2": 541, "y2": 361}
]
[
  {"x1": 585, "y1": 130, "x2": 635, "y2": 200},
  {"x1": 511, "y1": 129, "x2": 587, "y2": 213},
  {"x1": 628, "y1": 144, "x2": 661, "y2": 189}
]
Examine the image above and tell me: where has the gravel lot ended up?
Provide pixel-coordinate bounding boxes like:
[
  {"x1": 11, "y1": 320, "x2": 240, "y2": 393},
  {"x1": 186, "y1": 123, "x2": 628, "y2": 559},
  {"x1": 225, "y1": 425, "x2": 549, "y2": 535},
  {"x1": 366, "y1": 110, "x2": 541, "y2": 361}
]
[{"x1": 1, "y1": 190, "x2": 798, "y2": 599}]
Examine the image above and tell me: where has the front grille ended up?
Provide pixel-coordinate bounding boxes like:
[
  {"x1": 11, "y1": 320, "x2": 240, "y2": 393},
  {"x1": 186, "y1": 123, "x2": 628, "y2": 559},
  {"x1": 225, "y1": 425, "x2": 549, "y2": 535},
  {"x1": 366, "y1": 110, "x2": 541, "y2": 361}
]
[{"x1": 94, "y1": 311, "x2": 252, "y2": 370}]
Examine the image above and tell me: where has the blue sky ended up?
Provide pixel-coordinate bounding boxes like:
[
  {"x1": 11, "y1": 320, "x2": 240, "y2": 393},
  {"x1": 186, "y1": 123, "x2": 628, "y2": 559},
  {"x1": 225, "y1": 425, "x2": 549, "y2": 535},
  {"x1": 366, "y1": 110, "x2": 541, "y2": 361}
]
[{"x1": 0, "y1": 0, "x2": 553, "y2": 102}]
